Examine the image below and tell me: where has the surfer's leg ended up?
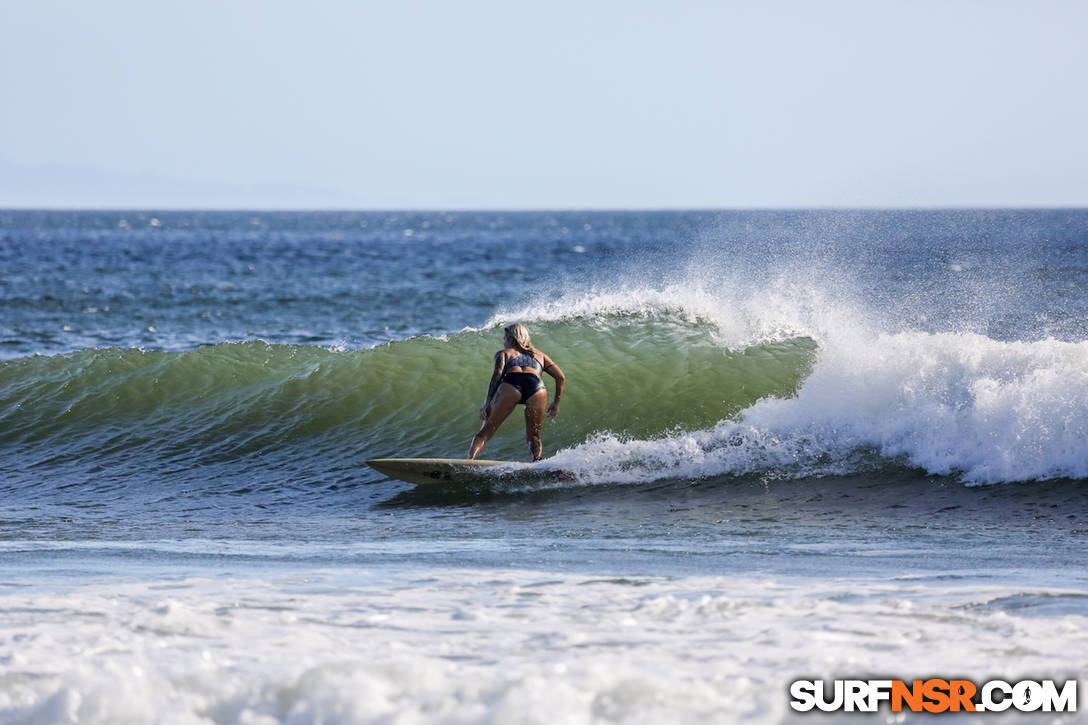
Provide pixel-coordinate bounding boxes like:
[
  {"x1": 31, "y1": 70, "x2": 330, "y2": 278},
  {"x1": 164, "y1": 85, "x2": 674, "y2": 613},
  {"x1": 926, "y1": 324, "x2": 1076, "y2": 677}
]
[
  {"x1": 468, "y1": 384, "x2": 520, "y2": 459},
  {"x1": 523, "y1": 390, "x2": 547, "y2": 461}
]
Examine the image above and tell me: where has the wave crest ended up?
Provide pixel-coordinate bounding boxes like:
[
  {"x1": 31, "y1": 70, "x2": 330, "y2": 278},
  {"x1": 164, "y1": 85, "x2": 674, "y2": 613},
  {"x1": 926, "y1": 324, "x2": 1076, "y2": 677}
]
[{"x1": 481, "y1": 281, "x2": 850, "y2": 350}]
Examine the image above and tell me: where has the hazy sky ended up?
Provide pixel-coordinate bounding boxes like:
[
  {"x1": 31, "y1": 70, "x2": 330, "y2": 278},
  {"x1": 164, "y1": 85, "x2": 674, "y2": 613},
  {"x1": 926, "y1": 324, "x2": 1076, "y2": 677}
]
[{"x1": 2, "y1": 0, "x2": 1086, "y2": 208}]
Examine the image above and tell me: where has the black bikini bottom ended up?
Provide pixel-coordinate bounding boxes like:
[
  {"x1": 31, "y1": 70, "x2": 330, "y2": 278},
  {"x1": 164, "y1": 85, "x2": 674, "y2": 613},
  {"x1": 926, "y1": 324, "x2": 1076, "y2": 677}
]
[{"x1": 501, "y1": 372, "x2": 546, "y2": 404}]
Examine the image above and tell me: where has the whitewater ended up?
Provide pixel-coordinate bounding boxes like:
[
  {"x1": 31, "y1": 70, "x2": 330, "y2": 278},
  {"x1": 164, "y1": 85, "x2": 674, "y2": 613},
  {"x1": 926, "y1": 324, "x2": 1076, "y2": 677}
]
[{"x1": 1, "y1": 210, "x2": 1086, "y2": 723}]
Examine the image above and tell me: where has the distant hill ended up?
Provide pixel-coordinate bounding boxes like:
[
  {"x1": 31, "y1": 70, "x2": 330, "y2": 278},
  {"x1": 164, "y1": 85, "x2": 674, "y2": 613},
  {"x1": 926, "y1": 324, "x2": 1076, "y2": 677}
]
[{"x1": 0, "y1": 156, "x2": 360, "y2": 209}]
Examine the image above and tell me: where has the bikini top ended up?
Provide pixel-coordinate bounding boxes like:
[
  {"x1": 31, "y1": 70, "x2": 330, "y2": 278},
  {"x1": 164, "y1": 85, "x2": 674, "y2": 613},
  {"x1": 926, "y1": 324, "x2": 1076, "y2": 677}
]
[{"x1": 503, "y1": 351, "x2": 542, "y2": 374}]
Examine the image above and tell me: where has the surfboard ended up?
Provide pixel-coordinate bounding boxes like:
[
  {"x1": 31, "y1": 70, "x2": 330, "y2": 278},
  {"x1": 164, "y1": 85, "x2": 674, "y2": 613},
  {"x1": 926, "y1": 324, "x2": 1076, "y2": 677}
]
[{"x1": 366, "y1": 458, "x2": 569, "y2": 486}]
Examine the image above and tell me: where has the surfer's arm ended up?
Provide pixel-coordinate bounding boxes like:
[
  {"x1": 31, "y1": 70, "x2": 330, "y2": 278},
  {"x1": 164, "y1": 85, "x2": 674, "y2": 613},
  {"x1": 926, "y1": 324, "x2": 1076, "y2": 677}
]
[
  {"x1": 541, "y1": 354, "x2": 565, "y2": 419},
  {"x1": 481, "y1": 351, "x2": 504, "y2": 419}
]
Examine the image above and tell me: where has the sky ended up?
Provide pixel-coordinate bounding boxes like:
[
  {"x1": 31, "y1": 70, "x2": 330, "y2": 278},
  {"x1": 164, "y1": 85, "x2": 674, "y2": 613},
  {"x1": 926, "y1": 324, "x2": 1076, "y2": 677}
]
[{"x1": 1, "y1": 0, "x2": 1086, "y2": 209}]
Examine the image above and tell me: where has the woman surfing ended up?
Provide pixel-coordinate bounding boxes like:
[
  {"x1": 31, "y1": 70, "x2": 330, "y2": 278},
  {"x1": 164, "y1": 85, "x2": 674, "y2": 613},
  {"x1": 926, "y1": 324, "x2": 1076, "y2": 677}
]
[{"x1": 468, "y1": 323, "x2": 565, "y2": 461}]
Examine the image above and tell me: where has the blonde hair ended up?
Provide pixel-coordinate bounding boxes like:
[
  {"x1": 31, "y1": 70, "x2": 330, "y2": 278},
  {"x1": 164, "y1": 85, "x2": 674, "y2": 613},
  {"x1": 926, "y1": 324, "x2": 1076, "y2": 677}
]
[{"x1": 503, "y1": 323, "x2": 534, "y2": 354}]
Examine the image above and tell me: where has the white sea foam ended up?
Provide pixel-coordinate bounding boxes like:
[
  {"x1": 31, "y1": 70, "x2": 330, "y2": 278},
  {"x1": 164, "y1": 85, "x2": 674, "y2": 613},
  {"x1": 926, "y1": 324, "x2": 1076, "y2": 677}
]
[
  {"x1": 519, "y1": 284, "x2": 1088, "y2": 485},
  {"x1": 553, "y1": 331, "x2": 1088, "y2": 485},
  {"x1": 743, "y1": 331, "x2": 1088, "y2": 484},
  {"x1": 1, "y1": 570, "x2": 1084, "y2": 724}
]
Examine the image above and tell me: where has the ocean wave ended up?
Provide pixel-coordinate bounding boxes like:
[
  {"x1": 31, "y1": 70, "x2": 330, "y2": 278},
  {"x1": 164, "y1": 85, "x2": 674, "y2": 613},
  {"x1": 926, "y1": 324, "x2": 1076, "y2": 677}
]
[
  {"x1": 5, "y1": 288, "x2": 1088, "y2": 491},
  {"x1": 552, "y1": 331, "x2": 1088, "y2": 486},
  {"x1": 0, "y1": 315, "x2": 815, "y2": 492},
  {"x1": 481, "y1": 281, "x2": 855, "y2": 350}
]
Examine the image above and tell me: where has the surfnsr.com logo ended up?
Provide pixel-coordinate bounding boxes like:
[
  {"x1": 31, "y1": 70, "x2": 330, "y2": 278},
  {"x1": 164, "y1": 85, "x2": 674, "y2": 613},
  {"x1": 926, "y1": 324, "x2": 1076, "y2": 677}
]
[{"x1": 789, "y1": 679, "x2": 1077, "y2": 713}]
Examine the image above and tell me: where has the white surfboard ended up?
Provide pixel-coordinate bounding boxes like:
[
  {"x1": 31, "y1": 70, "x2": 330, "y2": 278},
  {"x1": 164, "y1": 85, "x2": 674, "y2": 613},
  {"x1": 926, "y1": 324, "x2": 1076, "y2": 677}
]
[{"x1": 366, "y1": 458, "x2": 569, "y2": 486}]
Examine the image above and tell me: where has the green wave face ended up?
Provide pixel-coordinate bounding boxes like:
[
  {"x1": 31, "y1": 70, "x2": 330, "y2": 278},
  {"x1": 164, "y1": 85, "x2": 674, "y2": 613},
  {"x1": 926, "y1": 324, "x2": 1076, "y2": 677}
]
[{"x1": 0, "y1": 316, "x2": 817, "y2": 476}]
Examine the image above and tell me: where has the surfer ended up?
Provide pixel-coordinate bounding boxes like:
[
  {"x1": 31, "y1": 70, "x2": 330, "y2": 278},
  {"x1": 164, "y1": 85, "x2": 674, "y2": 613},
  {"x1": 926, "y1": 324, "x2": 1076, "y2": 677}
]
[{"x1": 468, "y1": 323, "x2": 565, "y2": 462}]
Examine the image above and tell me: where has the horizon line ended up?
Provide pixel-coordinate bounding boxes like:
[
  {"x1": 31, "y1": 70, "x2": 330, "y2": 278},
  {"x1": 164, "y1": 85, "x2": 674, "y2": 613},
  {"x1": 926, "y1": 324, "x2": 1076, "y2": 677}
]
[{"x1": 3, "y1": 205, "x2": 1087, "y2": 213}]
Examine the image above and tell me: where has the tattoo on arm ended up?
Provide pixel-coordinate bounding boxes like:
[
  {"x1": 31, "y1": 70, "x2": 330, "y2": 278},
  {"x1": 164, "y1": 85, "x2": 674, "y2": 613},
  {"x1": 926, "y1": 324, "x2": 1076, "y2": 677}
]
[{"x1": 484, "y1": 352, "x2": 503, "y2": 406}]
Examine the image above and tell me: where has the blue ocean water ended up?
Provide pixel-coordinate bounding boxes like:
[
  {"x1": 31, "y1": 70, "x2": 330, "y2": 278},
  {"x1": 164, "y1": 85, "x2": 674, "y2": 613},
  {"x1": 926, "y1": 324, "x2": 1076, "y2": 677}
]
[{"x1": 1, "y1": 210, "x2": 1086, "y2": 722}]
